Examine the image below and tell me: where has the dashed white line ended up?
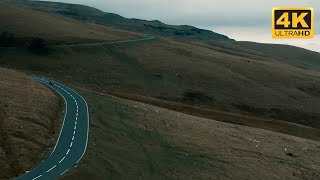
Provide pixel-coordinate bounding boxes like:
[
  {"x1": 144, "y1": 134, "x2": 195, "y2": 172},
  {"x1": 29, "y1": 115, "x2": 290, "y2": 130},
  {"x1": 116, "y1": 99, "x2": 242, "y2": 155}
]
[
  {"x1": 54, "y1": 82, "x2": 90, "y2": 166},
  {"x1": 66, "y1": 149, "x2": 70, "y2": 155},
  {"x1": 60, "y1": 169, "x2": 69, "y2": 176},
  {"x1": 33, "y1": 79, "x2": 89, "y2": 179},
  {"x1": 32, "y1": 174, "x2": 42, "y2": 180},
  {"x1": 59, "y1": 156, "x2": 65, "y2": 163},
  {"x1": 46, "y1": 165, "x2": 56, "y2": 173}
]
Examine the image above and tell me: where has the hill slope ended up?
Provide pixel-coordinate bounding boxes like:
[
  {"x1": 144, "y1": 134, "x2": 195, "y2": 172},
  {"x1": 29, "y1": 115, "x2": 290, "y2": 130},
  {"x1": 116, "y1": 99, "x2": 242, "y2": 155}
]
[
  {"x1": 0, "y1": 0, "x2": 141, "y2": 46},
  {"x1": 10, "y1": 0, "x2": 231, "y2": 43},
  {"x1": 11, "y1": 0, "x2": 320, "y2": 72},
  {"x1": 1, "y1": 1, "x2": 320, "y2": 179},
  {"x1": 2, "y1": 38, "x2": 320, "y2": 132},
  {"x1": 62, "y1": 89, "x2": 320, "y2": 179},
  {"x1": 208, "y1": 41, "x2": 320, "y2": 71},
  {"x1": 0, "y1": 67, "x2": 61, "y2": 179},
  {"x1": 0, "y1": 0, "x2": 319, "y2": 132}
]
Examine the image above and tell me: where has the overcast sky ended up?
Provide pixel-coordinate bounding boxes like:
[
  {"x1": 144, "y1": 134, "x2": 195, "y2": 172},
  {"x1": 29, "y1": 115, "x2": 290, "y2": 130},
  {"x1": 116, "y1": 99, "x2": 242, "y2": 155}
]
[{"x1": 43, "y1": 0, "x2": 320, "y2": 52}]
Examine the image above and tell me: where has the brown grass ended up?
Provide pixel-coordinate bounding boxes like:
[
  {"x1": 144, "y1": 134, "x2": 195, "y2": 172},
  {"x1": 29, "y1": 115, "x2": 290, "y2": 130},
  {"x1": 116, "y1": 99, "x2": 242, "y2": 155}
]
[
  {"x1": 112, "y1": 39, "x2": 320, "y2": 128},
  {"x1": 0, "y1": 1, "x2": 319, "y2": 132},
  {"x1": 0, "y1": 1, "x2": 319, "y2": 179},
  {"x1": 61, "y1": 89, "x2": 320, "y2": 179},
  {"x1": 73, "y1": 86, "x2": 320, "y2": 142},
  {"x1": 0, "y1": 67, "x2": 61, "y2": 179},
  {"x1": 0, "y1": 1, "x2": 141, "y2": 45},
  {"x1": 108, "y1": 91, "x2": 320, "y2": 142},
  {"x1": 2, "y1": 37, "x2": 319, "y2": 135}
]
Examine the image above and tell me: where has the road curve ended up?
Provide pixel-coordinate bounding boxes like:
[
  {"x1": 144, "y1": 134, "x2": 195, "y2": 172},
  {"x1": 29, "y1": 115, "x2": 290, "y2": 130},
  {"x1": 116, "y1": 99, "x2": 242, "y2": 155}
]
[{"x1": 16, "y1": 77, "x2": 89, "y2": 180}]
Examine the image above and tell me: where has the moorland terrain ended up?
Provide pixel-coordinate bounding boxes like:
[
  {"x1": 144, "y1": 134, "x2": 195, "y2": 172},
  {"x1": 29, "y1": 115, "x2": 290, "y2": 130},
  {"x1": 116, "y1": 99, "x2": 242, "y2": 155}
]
[{"x1": 0, "y1": 0, "x2": 320, "y2": 179}]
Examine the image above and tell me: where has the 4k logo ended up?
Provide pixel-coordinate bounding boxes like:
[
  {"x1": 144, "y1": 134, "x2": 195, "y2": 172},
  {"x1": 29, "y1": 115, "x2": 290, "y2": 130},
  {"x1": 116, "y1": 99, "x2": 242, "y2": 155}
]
[{"x1": 272, "y1": 7, "x2": 314, "y2": 38}]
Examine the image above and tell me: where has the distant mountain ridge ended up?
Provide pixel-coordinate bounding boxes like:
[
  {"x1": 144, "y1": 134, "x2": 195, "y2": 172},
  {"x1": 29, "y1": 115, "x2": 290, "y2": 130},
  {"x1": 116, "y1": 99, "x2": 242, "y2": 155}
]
[
  {"x1": 10, "y1": 0, "x2": 232, "y2": 43},
  {"x1": 4, "y1": 0, "x2": 320, "y2": 71}
]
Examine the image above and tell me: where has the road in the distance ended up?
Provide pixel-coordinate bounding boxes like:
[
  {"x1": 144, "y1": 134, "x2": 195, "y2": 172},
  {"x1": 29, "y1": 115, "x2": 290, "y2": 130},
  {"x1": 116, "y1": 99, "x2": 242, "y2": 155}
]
[
  {"x1": 16, "y1": 77, "x2": 89, "y2": 180},
  {"x1": 54, "y1": 35, "x2": 156, "y2": 47},
  {"x1": 15, "y1": 35, "x2": 153, "y2": 179}
]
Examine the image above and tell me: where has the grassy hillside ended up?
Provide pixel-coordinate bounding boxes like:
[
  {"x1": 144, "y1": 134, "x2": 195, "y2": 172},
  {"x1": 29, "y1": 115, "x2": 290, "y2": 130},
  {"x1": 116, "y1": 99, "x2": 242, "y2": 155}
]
[
  {"x1": 208, "y1": 41, "x2": 320, "y2": 71},
  {"x1": 10, "y1": 0, "x2": 231, "y2": 43},
  {"x1": 1, "y1": 39, "x2": 320, "y2": 132},
  {"x1": 10, "y1": 1, "x2": 320, "y2": 70},
  {"x1": 0, "y1": 1, "x2": 320, "y2": 179},
  {"x1": 60, "y1": 89, "x2": 320, "y2": 179},
  {"x1": 0, "y1": 0, "x2": 141, "y2": 46},
  {"x1": 0, "y1": 67, "x2": 61, "y2": 179},
  {"x1": 1, "y1": 1, "x2": 320, "y2": 133}
]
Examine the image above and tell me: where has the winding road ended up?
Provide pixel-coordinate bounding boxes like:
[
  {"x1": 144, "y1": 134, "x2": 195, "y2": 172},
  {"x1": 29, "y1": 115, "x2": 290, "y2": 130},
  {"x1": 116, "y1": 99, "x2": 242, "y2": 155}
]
[
  {"x1": 16, "y1": 35, "x2": 154, "y2": 180},
  {"x1": 16, "y1": 77, "x2": 89, "y2": 180}
]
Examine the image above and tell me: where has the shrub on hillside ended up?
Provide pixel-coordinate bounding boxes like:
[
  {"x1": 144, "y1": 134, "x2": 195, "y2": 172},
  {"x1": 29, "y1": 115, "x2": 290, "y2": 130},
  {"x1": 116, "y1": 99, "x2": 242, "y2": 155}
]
[
  {"x1": 182, "y1": 90, "x2": 213, "y2": 103},
  {"x1": 28, "y1": 38, "x2": 48, "y2": 54},
  {"x1": 0, "y1": 32, "x2": 14, "y2": 47}
]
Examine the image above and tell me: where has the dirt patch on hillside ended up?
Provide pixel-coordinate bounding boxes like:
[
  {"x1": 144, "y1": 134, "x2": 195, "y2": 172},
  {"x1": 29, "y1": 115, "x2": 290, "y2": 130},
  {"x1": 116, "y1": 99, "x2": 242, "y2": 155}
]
[{"x1": 0, "y1": 67, "x2": 61, "y2": 179}]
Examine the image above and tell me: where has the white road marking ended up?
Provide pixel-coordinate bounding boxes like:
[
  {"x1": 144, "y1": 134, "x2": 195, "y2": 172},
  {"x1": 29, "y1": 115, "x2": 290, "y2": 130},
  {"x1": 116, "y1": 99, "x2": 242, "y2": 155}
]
[
  {"x1": 65, "y1": 85, "x2": 89, "y2": 165},
  {"x1": 72, "y1": 136, "x2": 74, "y2": 141},
  {"x1": 75, "y1": 121, "x2": 77, "y2": 125},
  {"x1": 74, "y1": 126, "x2": 77, "y2": 130},
  {"x1": 59, "y1": 156, "x2": 65, "y2": 163},
  {"x1": 70, "y1": 142, "x2": 73, "y2": 148},
  {"x1": 46, "y1": 165, "x2": 56, "y2": 173},
  {"x1": 36, "y1": 80, "x2": 90, "y2": 173},
  {"x1": 66, "y1": 149, "x2": 70, "y2": 155},
  {"x1": 60, "y1": 169, "x2": 69, "y2": 176},
  {"x1": 32, "y1": 174, "x2": 42, "y2": 180},
  {"x1": 76, "y1": 116, "x2": 78, "y2": 121},
  {"x1": 45, "y1": 82, "x2": 68, "y2": 158},
  {"x1": 76, "y1": 112, "x2": 79, "y2": 116}
]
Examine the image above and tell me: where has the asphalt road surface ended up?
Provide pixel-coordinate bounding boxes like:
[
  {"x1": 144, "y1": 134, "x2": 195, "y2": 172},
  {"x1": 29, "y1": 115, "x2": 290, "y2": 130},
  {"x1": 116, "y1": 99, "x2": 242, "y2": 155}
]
[
  {"x1": 15, "y1": 35, "x2": 152, "y2": 179},
  {"x1": 16, "y1": 77, "x2": 89, "y2": 180}
]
